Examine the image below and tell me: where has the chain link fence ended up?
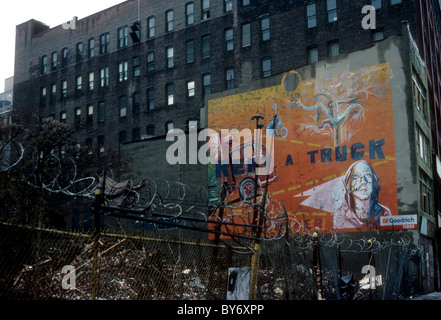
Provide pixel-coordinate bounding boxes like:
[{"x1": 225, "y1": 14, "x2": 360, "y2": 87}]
[{"x1": 0, "y1": 221, "x2": 423, "y2": 300}]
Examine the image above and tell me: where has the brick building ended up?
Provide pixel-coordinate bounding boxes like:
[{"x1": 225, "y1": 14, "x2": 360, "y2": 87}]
[
  {"x1": 11, "y1": 0, "x2": 441, "y2": 295},
  {"x1": 13, "y1": 0, "x2": 421, "y2": 150}
]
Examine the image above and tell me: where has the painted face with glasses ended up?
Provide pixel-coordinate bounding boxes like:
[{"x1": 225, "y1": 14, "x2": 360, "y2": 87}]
[{"x1": 349, "y1": 162, "x2": 375, "y2": 200}]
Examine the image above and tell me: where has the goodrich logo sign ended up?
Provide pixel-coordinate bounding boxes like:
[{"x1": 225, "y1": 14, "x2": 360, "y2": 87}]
[{"x1": 380, "y1": 215, "x2": 417, "y2": 230}]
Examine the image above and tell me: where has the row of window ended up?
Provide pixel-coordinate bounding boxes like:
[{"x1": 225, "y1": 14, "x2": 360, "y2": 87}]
[
  {"x1": 41, "y1": 17, "x2": 270, "y2": 76},
  {"x1": 40, "y1": 52, "x2": 273, "y2": 107},
  {"x1": 40, "y1": 1, "x2": 264, "y2": 74},
  {"x1": 306, "y1": 29, "x2": 384, "y2": 64},
  {"x1": 306, "y1": 0, "x2": 403, "y2": 28}
]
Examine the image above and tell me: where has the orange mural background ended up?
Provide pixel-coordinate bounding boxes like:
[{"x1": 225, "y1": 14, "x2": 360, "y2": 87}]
[{"x1": 207, "y1": 63, "x2": 398, "y2": 235}]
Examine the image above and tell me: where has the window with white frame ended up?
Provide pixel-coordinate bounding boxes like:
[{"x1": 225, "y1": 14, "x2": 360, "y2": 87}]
[
  {"x1": 308, "y1": 47, "x2": 318, "y2": 64},
  {"x1": 100, "y1": 67, "x2": 109, "y2": 88},
  {"x1": 326, "y1": 0, "x2": 337, "y2": 23},
  {"x1": 166, "y1": 83, "x2": 174, "y2": 105},
  {"x1": 242, "y1": 23, "x2": 251, "y2": 47},
  {"x1": 261, "y1": 17, "x2": 270, "y2": 42},
  {"x1": 118, "y1": 26, "x2": 129, "y2": 48},
  {"x1": 166, "y1": 10, "x2": 174, "y2": 32},
  {"x1": 118, "y1": 61, "x2": 128, "y2": 82},
  {"x1": 225, "y1": 28, "x2": 233, "y2": 51},
  {"x1": 328, "y1": 41, "x2": 339, "y2": 57},
  {"x1": 412, "y1": 72, "x2": 427, "y2": 120},
  {"x1": 186, "y1": 2, "x2": 195, "y2": 25},
  {"x1": 416, "y1": 127, "x2": 431, "y2": 166},
  {"x1": 147, "y1": 16, "x2": 155, "y2": 38},
  {"x1": 202, "y1": 0, "x2": 210, "y2": 20},
  {"x1": 306, "y1": 2, "x2": 317, "y2": 28},
  {"x1": 187, "y1": 81, "x2": 195, "y2": 97},
  {"x1": 419, "y1": 170, "x2": 432, "y2": 215},
  {"x1": 262, "y1": 57, "x2": 271, "y2": 78},
  {"x1": 166, "y1": 47, "x2": 174, "y2": 68}
]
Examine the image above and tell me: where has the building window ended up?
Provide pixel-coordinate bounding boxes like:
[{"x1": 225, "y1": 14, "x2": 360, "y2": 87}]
[
  {"x1": 226, "y1": 68, "x2": 234, "y2": 89},
  {"x1": 186, "y1": 2, "x2": 195, "y2": 25},
  {"x1": 88, "y1": 72, "x2": 94, "y2": 91},
  {"x1": 187, "y1": 81, "x2": 195, "y2": 97},
  {"x1": 146, "y1": 125, "x2": 155, "y2": 137},
  {"x1": 40, "y1": 87, "x2": 47, "y2": 106},
  {"x1": 119, "y1": 130, "x2": 127, "y2": 144},
  {"x1": 50, "y1": 84, "x2": 57, "y2": 102},
  {"x1": 88, "y1": 38, "x2": 95, "y2": 58},
  {"x1": 85, "y1": 138, "x2": 93, "y2": 150},
  {"x1": 390, "y1": 0, "x2": 402, "y2": 5},
  {"x1": 147, "y1": 87, "x2": 155, "y2": 110},
  {"x1": 166, "y1": 10, "x2": 174, "y2": 32},
  {"x1": 242, "y1": 0, "x2": 250, "y2": 6},
  {"x1": 147, "y1": 51, "x2": 155, "y2": 72},
  {"x1": 76, "y1": 75, "x2": 82, "y2": 93},
  {"x1": 118, "y1": 61, "x2": 128, "y2": 82},
  {"x1": 98, "y1": 101, "x2": 105, "y2": 123},
  {"x1": 202, "y1": 0, "x2": 210, "y2": 20},
  {"x1": 118, "y1": 26, "x2": 129, "y2": 48},
  {"x1": 166, "y1": 47, "x2": 174, "y2": 68},
  {"x1": 371, "y1": 0, "x2": 381, "y2": 10},
  {"x1": 147, "y1": 16, "x2": 155, "y2": 38},
  {"x1": 412, "y1": 72, "x2": 427, "y2": 120},
  {"x1": 225, "y1": 28, "x2": 234, "y2": 51},
  {"x1": 306, "y1": 2, "x2": 317, "y2": 28},
  {"x1": 132, "y1": 127, "x2": 141, "y2": 141},
  {"x1": 75, "y1": 107, "x2": 81, "y2": 127},
  {"x1": 87, "y1": 104, "x2": 94, "y2": 124},
  {"x1": 202, "y1": 35, "x2": 210, "y2": 59},
  {"x1": 61, "y1": 48, "x2": 68, "y2": 68},
  {"x1": 261, "y1": 17, "x2": 270, "y2": 42},
  {"x1": 100, "y1": 67, "x2": 109, "y2": 87},
  {"x1": 308, "y1": 47, "x2": 318, "y2": 64},
  {"x1": 419, "y1": 171, "x2": 432, "y2": 215},
  {"x1": 120, "y1": 95, "x2": 127, "y2": 118},
  {"x1": 100, "y1": 33, "x2": 110, "y2": 54},
  {"x1": 77, "y1": 43, "x2": 83, "y2": 61},
  {"x1": 98, "y1": 135, "x2": 105, "y2": 154},
  {"x1": 133, "y1": 56, "x2": 141, "y2": 78},
  {"x1": 166, "y1": 83, "x2": 174, "y2": 106},
  {"x1": 186, "y1": 40, "x2": 195, "y2": 63},
  {"x1": 203, "y1": 74, "x2": 211, "y2": 95},
  {"x1": 372, "y1": 29, "x2": 384, "y2": 41},
  {"x1": 262, "y1": 57, "x2": 271, "y2": 78},
  {"x1": 62, "y1": 80, "x2": 68, "y2": 99},
  {"x1": 51, "y1": 51, "x2": 58, "y2": 70},
  {"x1": 416, "y1": 127, "x2": 431, "y2": 166},
  {"x1": 132, "y1": 91, "x2": 140, "y2": 115},
  {"x1": 41, "y1": 55, "x2": 48, "y2": 74},
  {"x1": 166, "y1": 121, "x2": 174, "y2": 132},
  {"x1": 225, "y1": 0, "x2": 233, "y2": 12},
  {"x1": 326, "y1": 0, "x2": 337, "y2": 23},
  {"x1": 242, "y1": 23, "x2": 251, "y2": 47},
  {"x1": 328, "y1": 41, "x2": 339, "y2": 57},
  {"x1": 60, "y1": 111, "x2": 67, "y2": 123}
]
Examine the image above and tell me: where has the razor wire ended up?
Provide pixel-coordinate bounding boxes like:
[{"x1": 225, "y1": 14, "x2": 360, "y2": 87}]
[{"x1": 0, "y1": 138, "x2": 421, "y2": 256}]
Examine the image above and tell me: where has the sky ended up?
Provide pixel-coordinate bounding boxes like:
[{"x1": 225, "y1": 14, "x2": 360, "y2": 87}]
[{"x1": 0, "y1": 0, "x2": 126, "y2": 93}]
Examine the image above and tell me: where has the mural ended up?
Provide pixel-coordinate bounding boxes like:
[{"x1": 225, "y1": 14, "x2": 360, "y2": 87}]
[{"x1": 207, "y1": 63, "x2": 398, "y2": 234}]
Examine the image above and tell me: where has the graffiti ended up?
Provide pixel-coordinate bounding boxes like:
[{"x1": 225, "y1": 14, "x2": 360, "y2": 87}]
[
  {"x1": 227, "y1": 267, "x2": 251, "y2": 300},
  {"x1": 208, "y1": 63, "x2": 398, "y2": 235}
]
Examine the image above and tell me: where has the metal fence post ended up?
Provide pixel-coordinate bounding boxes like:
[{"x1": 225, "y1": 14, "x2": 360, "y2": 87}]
[{"x1": 91, "y1": 174, "x2": 105, "y2": 300}]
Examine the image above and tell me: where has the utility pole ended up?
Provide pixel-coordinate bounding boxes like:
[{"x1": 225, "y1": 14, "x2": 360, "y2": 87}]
[
  {"x1": 312, "y1": 228, "x2": 324, "y2": 300},
  {"x1": 91, "y1": 170, "x2": 105, "y2": 300}
]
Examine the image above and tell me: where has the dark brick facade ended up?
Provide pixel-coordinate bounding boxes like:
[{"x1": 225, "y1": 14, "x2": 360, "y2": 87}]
[{"x1": 13, "y1": 0, "x2": 419, "y2": 152}]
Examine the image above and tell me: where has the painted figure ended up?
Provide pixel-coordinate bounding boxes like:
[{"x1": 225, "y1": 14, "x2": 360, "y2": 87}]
[{"x1": 333, "y1": 160, "x2": 391, "y2": 229}]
